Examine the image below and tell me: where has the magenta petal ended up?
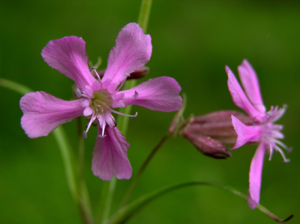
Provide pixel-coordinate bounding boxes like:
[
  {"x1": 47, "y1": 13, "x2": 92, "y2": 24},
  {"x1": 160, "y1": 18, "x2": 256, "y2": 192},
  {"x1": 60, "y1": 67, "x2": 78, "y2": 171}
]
[
  {"x1": 42, "y1": 36, "x2": 96, "y2": 90},
  {"x1": 226, "y1": 66, "x2": 263, "y2": 119},
  {"x1": 248, "y1": 143, "x2": 265, "y2": 209},
  {"x1": 20, "y1": 91, "x2": 85, "y2": 138},
  {"x1": 113, "y1": 77, "x2": 182, "y2": 112},
  {"x1": 231, "y1": 115, "x2": 261, "y2": 149},
  {"x1": 238, "y1": 60, "x2": 265, "y2": 113},
  {"x1": 102, "y1": 23, "x2": 152, "y2": 91},
  {"x1": 92, "y1": 127, "x2": 132, "y2": 180}
]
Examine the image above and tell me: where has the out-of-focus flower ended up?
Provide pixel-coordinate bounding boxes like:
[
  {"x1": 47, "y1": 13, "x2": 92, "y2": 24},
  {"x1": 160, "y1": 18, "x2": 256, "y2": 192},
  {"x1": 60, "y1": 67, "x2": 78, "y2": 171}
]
[
  {"x1": 181, "y1": 111, "x2": 252, "y2": 159},
  {"x1": 226, "y1": 59, "x2": 289, "y2": 209},
  {"x1": 20, "y1": 23, "x2": 182, "y2": 180}
]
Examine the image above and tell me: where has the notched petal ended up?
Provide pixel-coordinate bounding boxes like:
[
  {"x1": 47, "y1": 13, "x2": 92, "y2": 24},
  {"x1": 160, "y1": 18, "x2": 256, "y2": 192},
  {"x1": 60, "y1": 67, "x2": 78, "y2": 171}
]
[
  {"x1": 92, "y1": 127, "x2": 132, "y2": 180},
  {"x1": 113, "y1": 76, "x2": 182, "y2": 112},
  {"x1": 102, "y1": 23, "x2": 152, "y2": 91},
  {"x1": 20, "y1": 91, "x2": 85, "y2": 138},
  {"x1": 42, "y1": 36, "x2": 96, "y2": 90}
]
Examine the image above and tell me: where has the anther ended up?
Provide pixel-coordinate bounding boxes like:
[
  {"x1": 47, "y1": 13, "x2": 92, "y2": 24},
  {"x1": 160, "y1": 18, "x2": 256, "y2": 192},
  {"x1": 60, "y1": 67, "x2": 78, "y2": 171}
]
[
  {"x1": 134, "y1": 91, "x2": 138, "y2": 98},
  {"x1": 83, "y1": 131, "x2": 88, "y2": 139}
]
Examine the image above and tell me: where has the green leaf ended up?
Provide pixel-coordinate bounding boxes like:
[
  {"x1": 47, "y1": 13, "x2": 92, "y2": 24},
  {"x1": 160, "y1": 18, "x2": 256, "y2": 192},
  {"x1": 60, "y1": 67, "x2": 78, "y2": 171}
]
[{"x1": 108, "y1": 181, "x2": 293, "y2": 224}]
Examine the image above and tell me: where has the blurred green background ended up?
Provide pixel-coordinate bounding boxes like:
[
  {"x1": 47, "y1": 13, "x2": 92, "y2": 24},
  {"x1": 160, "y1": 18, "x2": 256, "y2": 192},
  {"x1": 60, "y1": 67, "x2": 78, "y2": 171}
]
[{"x1": 1, "y1": 0, "x2": 299, "y2": 223}]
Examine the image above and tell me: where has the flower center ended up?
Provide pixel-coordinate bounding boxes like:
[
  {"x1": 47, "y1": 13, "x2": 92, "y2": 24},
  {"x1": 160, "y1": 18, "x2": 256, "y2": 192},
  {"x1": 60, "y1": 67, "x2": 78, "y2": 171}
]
[{"x1": 91, "y1": 89, "x2": 113, "y2": 114}]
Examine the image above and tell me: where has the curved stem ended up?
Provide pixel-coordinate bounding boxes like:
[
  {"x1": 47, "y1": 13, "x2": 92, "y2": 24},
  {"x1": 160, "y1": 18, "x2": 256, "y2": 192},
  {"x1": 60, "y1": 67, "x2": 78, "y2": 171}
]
[
  {"x1": 109, "y1": 181, "x2": 293, "y2": 224},
  {"x1": 77, "y1": 117, "x2": 94, "y2": 224},
  {"x1": 78, "y1": 117, "x2": 85, "y2": 185},
  {"x1": 0, "y1": 78, "x2": 94, "y2": 224},
  {"x1": 121, "y1": 134, "x2": 168, "y2": 206},
  {"x1": 101, "y1": 178, "x2": 117, "y2": 224},
  {"x1": 101, "y1": 0, "x2": 153, "y2": 222}
]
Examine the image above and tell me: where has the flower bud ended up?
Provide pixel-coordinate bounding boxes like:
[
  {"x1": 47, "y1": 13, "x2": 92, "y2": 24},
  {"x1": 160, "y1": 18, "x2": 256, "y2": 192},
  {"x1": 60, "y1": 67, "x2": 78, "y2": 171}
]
[
  {"x1": 126, "y1": 66, "x2": 150, "y2": 80},
  {"x1": 181, "y1": 110, "x2": 252, "y2": 159},
  {"x1": 95, "y1": 66, "x2": 150, "y2": 80},
  {"x1": 182, "y1": 129, "x2": 231, "y2": 159}
]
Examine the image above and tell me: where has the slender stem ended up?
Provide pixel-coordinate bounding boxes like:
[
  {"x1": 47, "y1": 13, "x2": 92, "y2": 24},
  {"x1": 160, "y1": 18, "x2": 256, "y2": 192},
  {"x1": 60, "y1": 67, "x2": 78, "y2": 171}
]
[
  {"x1": 101, "y1": 0, "x2": 153, "y2": 222},
  {"x1": 109, "y1": 181, "x2": 294, "y2": 224},
  {"x1": 0, "y1": 78, "x2": 94, "y2": 224},
  {"x1": 117, "y1": 0, "x2": 153, "y2": 136},
  {"x1": 101, "y1": 177, "x2": 117, "y2": 224},
  {"x1": 53, "y1": 127, "x2": 79, "y2": 200},
  {"x1": 78, "y1": 117, "x2": 85, "y2": 193},
  {"x1": 121, "y1": 135, "x2": 168, "y2": 206},
  {"x1": 0, "y1": 78, "x2": 32, "y2": 95},
  {"x1": 77, "y1": 117, "x2": 94, "y2": 224},
  {"x1": 138, "y1": 0, "x2": 153, "y2": 33}
]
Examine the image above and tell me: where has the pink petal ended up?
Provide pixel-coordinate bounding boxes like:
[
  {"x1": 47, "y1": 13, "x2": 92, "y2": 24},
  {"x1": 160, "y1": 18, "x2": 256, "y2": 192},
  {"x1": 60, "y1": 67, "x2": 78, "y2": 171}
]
[
  {"x1": 102, "y1": 23, "x2": 152, "y2": 92},
  {"x1": 92, "y1": 127, "x2": 132, "y2": 180},
  {"x1": 113, "y1": 77, "x2": 182, "y2": 112},
  {"x1": 248, "y1": 143, "x2": 265, "y2": 209},
  {"x1": 231, "y1": 115, "x2": 261, "y2": 149},
  {"x1": 42, "y1": 36, "x2": 96, "y2": 90},
  {"x1": 238, "y1": 60, "x2": 265, "y2": 113},
  {"x1": 20, "y1": 91, "x2": 85, "y2": 138},
  {"x1": 226, "y1": 66, "x2": 264, "y2": 119}
]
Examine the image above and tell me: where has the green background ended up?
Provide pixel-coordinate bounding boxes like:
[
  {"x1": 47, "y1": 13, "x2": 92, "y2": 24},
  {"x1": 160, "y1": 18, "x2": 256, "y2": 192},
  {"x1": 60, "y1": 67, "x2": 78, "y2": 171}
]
[{"x1": 0, "y1": 0, "x2": 299, "y2": 223}]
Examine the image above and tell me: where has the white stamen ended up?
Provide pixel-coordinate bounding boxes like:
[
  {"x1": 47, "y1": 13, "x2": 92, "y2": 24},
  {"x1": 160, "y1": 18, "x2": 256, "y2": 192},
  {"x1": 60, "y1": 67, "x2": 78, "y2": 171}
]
[
  {"x1": 274, "y1": 144, "x2": 290, "y2": 163},
  {"x1": 101, "y1": 122, "x2": 106, "y2": 137},
  {"x1": 110, "y1": 108, "x2": 138, "y2": 119},
  {"x1": 83, "y1": 114, "x2": 96, "y2": 138},
  {"x1": 90, "y1": 66, "x2": 101, "y2": 82},
  {"x1": 273, "y1": 139, "x2": 288, "y2": 150},
  {"x1": 268, "y1": 144, "x2": 274, "y2": 161}
]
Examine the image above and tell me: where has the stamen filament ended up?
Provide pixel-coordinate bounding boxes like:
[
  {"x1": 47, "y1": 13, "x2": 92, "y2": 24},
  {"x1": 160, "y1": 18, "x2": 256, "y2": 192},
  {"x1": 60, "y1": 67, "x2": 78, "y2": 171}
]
[
  {"x1": 110, "y1": 108, "x2": 138, "y2": 118},
  {"x1": 90, "y1": 67, "x2": 102, "y2": 82},
  {"x1": 115, "y1": 76, "x2": 128, "y2": 92},
  {"x1": 83, "y1": 114, "x2": 96, "y2": 138}
]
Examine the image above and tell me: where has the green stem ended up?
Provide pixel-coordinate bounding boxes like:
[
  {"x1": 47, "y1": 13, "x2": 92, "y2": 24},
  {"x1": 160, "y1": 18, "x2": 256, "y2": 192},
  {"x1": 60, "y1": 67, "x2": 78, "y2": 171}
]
[
  {"x1": 138, "y1": 0, "x2": 153, "y2": 33},
  {"x1": 0, "y1": 78, "x2": 94, "y2": 224},
  {"x1": 101, "y1": 0, "x2": 153, "y2": 222},
  {"x1": 117, "y1": 0, "x2": 152, "y2": 135},
  {"x1": 101, "y1": 177, "x2": 117, "y2": 224},
  {"x1": 77, "y1": 117, "x2": 85, "y2": 196},
  {"x1": 77, "y1": 117, "x2": 94, "y2": 224},
  {"x1": 109, "y1": 181, "x2": 294, "y2": 224},
  {"x1": 0, "y1": 78, "x2": 32, "y2": 95},
  {"x1": 53, "y1": 127, "x2": 79, "y2": 201},
  {"x1": 121, "y1": 134, "x2": 168, "y2": 206}
]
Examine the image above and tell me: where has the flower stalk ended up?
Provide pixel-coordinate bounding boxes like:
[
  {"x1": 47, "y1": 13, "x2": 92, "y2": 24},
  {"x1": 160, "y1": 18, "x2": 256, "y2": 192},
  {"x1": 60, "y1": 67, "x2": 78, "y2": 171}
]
[
  {"x1": 121, "y1": 134, "x2": 168, "y2": 206},
  {"x1": 102, "y1": 0, "x2": 154, "y2": 222},
  {"x1": 0, "y1": 78, "x2": 94, "y2": 223}
]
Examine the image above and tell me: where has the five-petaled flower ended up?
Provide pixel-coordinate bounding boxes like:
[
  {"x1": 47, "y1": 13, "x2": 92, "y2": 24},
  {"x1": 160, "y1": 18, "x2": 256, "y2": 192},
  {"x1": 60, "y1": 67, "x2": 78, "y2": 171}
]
[
  {"x1": 20, "y1": 23, "x2": 182, "y2": 180},
  {"x1": 225, "y1": 59, "x2": 289, "y2": 209}
]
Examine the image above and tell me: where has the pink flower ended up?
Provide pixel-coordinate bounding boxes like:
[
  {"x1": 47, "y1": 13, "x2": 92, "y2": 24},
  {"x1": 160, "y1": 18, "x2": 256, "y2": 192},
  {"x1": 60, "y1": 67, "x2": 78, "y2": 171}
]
[
  {"x1": 225, "y1": 59, "x2": 289, "y2": 209},
  {"x1": 20, "y1": 23, "x2": 182, "y2": 180}
]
